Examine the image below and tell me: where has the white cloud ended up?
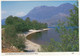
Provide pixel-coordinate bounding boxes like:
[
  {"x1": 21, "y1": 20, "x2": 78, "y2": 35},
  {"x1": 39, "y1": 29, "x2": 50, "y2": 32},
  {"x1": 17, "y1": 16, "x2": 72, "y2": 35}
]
[
  {"x1": 15, "y1": 12, "x2": 26, "y2": 17},
  {"x1": 2, "y1": 10, "x2": 7, "y2": 14}
]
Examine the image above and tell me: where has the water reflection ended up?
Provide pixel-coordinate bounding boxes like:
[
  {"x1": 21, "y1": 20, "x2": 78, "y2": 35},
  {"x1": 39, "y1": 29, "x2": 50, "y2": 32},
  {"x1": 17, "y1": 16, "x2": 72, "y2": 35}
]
[
  {"x1": 27, "y1": 32, "x2": 43, "y2": 40},
  {"x1": 26, "y1": 29, "x2": 60, "y2": 45}
]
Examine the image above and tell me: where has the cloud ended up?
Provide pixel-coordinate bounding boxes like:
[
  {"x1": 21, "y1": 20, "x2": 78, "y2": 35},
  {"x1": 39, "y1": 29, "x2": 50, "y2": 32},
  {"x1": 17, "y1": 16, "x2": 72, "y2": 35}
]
[
  {"x1": 15, "y1": 12, "x2": 26, "y2": 17},
  {"x1": 2, "y1": 10, "x2": 7, "y2": 14}
]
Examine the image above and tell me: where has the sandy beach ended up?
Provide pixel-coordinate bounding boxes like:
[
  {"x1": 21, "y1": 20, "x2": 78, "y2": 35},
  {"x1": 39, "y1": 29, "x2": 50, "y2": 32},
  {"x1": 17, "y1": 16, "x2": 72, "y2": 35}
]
[
  {"x1": 22, "y1": 28, "x2": 49, "y2": 52},
  {"x1": 24, "y1": 39, "x2": 41, "y2": 52},
  {"x1": 25, "y1": 28, "x2": 49, "y2": 37}
]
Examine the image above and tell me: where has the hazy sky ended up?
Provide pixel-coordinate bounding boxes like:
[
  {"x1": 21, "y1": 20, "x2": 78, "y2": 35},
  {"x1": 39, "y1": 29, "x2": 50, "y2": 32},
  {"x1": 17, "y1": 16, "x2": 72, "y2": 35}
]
[{"x1": 1, "y1": 1, "x2": 77, "y2": 19}]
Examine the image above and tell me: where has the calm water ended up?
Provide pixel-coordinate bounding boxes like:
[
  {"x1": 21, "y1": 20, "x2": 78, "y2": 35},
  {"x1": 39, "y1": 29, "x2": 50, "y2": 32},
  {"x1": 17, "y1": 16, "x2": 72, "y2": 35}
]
[{"x1": 26, "y1": 28, "x2": 61, "y2": 45}]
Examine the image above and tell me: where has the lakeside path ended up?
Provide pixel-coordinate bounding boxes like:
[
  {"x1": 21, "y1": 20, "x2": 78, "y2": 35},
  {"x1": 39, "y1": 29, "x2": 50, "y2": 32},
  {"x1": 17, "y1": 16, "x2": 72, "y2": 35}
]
[
  {"x1": 24, "y1": 28, "x2": 49, "y2": 37},
  {"x1": 18, "y1": 28, "x2": 49, "y2": 52}
]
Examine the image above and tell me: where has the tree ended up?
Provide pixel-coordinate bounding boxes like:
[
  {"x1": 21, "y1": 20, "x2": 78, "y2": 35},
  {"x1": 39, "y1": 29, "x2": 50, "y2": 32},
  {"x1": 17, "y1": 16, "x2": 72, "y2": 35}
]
[
  {"x1": 4, "y1": 25, "x2": 25, "y2": 50},
  {"x1": 32, "y1": 20, "x2": 39, "y2": 29},
  {"x1": 41, "y1": 3, "x2": 79, "y2": 52},
  {"x1": 5, "y1": 16, "x2": 14, "y2": 25},
  {"x1": 25, "y1": 17, "x2": 32, "y2": 29},
  {"x1": 31, "y1": 20, "x2": 48, "y2": 30},
  {"x1": 25, "y1": 17, "x2": 31, "y2": 23}
]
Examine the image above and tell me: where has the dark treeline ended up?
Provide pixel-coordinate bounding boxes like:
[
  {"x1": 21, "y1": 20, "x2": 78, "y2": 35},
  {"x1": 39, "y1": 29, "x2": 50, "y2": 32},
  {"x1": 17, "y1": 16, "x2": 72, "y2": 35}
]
[{"x1": 5, "y1": 16, "x2": 47, "y2": 33}]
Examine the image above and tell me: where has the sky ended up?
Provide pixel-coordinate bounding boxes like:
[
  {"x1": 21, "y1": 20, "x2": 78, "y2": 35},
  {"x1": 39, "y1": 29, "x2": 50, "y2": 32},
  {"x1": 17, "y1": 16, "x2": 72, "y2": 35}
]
[{"x1": 1, "y1": 1, "x2": 77, "y2": 19}]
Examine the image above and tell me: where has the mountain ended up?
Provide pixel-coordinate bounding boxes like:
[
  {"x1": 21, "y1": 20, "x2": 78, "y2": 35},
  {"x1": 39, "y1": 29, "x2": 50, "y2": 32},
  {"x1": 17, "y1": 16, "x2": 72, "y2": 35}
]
[
  {"x1": 1, "y1": 19, "x2": 6, "y2": 25},
  {"x1": 22, "y1": 3, "x2": 74, "y2": 26},
  {"x1": 2, "y1": 3, "x2": 74, "y2": 26}
]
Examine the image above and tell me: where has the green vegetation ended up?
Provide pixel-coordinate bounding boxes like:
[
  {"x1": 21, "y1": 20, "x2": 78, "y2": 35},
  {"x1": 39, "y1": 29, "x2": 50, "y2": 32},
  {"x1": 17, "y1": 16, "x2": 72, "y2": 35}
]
[
  {"x1": 2, "y1": 25, "x2": 6, "y2": 28},
  {"x1": 5, "y1": 16, "x2": 47, "y2": 32},
  {"x1": 41, "y1": 3, "x2": 79, "y2": 52},
  {"x1": 4, "y1": 25, "x2": 25, "y2": 50},
  {"x1": 2, "y1": 16, "x2": 47, "y2": 51}
]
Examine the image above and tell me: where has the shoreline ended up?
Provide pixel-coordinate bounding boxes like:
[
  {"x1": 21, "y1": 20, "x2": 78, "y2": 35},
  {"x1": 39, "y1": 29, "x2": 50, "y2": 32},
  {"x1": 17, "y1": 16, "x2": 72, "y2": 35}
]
[
  {"x1": 18, "y1": 28, "x2": 49, "y2": 37},
  {"x1": 24, "y1": 28, "x2": 49, "y2": 37},
  {"x1": 24, "y1": 39, "x2": 41, "y2": 52},
  {"x1": 23, "y1": 28, "x2": 49, "y2": 52}
]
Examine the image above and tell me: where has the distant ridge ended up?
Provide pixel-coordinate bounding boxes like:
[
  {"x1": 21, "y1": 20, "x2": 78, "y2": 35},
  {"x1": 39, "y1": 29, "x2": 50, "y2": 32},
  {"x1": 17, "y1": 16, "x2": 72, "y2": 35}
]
[{"x1": 2, "y1": 3, "x2": 74, "y2": 26}]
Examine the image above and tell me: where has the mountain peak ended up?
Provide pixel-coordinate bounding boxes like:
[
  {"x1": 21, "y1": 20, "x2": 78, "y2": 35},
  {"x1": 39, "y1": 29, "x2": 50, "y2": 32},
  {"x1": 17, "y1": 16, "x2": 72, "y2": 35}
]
[
  {"x1": 34, "y1": 6, "x2": 48, "y2": 9},
  {"x1": 40, "y1": 6, "x2": 47, "y2": 7},
  {"x1": 59, "y1": 3, "x2": 73, "y2": 7}
]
